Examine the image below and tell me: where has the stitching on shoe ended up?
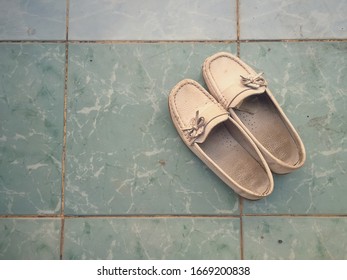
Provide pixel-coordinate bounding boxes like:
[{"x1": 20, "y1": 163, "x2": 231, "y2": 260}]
[
  {"x1": 169, "y1": 81, "x2": 224, "y2": 143},
  {"x1": 204, "y1": 54, "x2": 253, "y2": 108}
]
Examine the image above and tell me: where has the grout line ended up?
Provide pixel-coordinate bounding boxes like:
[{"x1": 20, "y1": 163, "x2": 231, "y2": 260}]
[
  {"x1": 1, "y1": 213, "x2": 347, "y2": 219},
  {"x1": 0, "y1": 215, "x2": 62, "y2": 219},
  {"x1": 66, "y1": 40, "x2": 237, "y2": 44},
  {"x1": 0, "y1": 39, "x2": 236, "y2": 44},
  {"x1": 63, "y1": 214, "x2": 241, "y2": 219},
  {"x1": 239, "y1": 38, "x2": 347, "y2": 43},
  {"x1": 60, "y1": 11, "x2": 69, "y2": 220},
  {"x1": 59, "y1": 218, "x2": 65, "y2": 260},
  {"x1": 0, "y1": 214, "x2": 238, "y2": 219},
  {"x1": 0, "y1": 38, "x2": 346, "y2": 44},
  {"x1": 239, "y1": 196, "x2": 244, "y2": 260},
  {"x1": 66, "y1": 0, "x2": 70, "y2": 42},
  {"x1": 0, "y1": 40, "x2": 66, "y2": 44},
  {"x1": 60, "y1": 0, "x2": 69, "y2": 220},
  {"x1": 59, "y1": 0, "x2": 70, "y2": 261},
  {"x1": 243, "y1": 213, "x2": 347, "y2": 217},
  {"x1": 236, "y1": 0, "x2": 240, "y2": 57}
]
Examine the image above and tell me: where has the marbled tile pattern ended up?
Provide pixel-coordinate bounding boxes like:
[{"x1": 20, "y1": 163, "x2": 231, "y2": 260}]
[
  {"x1": 0, "y1": 44, "x2": 65, "y2": 214},
  {"x1": 243, "y1": 217, "x2": 347, "y2": 259},
  {"x1": 240, "y1": 0, "x2": 347, "y2": 39},
  {"x1": 63, "y1": 218, "x2": 240, "y2": 259},
  {"x1": 1, "y1": 0, "x2": 347, "y2": 261},
  {"x1": 65, "y1": 43, "x2": 239, "y2": 215},
  {"x1": 0, "y1": 219, "x2": 60, "y2": 259},
  {"x1": 240, "y1": 42, "x2": 347, "y2": 214},
  {"x1": 0, "y1": 0, "x2": 66, "y2": 40},
  {"x1": 69, "y1": 0, "x2": 236, "y2": 40}
]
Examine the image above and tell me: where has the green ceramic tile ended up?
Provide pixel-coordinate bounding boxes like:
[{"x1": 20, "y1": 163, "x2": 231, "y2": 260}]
[
  {"x1": 69, "y1": 0, "x2": 236, "y2": 40},
  {"x1": 65, "y1": 43, "x2": 240, "y2": 215},
  {"x1": 240, "y1": 0, "x2": 347, "y2": 39},
  {"x1": 0, "y1": 218, "x2": 61, "y2": 259},
  {"x1": 64, "y1": 218, "x2": 240, "y2": 259},
  {"x1": 0, "y1": 44, "x2": 65, "y2": 214},
  {"x1": 0, "y1": 0, "x2": 66, "y2": 40},
  {"x1": 240, "y1": 42, "x2": 347, "y2": 214},
  {"x1": 243, "y1": 217, "x2": 347, "y2": 259}
]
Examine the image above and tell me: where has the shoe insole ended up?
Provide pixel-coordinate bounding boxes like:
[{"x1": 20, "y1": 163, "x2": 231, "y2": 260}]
[
  {"x1": 199, "y1": 122, "x2": 271, "y2": 195},
  {"x1": 235, "y1": 94, "x2": 300, "y2": 166}
]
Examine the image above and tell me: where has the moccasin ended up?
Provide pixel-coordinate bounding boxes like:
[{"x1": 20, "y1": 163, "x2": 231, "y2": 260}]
[
  {"x1": 203, "y1": 52, "x2": 306, "y2": 174},
  {"x1": 168, "y1": 79, "x2": 274, "y2": 199}
]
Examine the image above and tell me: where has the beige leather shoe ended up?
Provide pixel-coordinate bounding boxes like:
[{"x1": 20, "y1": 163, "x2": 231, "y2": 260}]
[
  {"x1": 168, "y1": 79, "x2": 274, "y2": 200},
  {"x1": 203, "y1": 52, "x2": 306, "y2": 174}
]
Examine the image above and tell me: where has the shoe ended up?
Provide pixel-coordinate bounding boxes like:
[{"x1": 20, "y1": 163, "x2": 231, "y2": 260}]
[
  {"x1": 203, "y1": 52, "x2": 306, "y2": 174},
  {"x1": 168, "y1": 79, "x2": 274, "y2": 200}
]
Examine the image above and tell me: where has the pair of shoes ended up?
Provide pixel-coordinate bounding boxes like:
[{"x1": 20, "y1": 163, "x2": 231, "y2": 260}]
[{"x1": 168, "y1": 52, "x2": 306, "y2": 200}]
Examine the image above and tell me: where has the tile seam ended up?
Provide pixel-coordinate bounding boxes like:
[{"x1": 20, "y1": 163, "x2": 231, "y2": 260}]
[
  {"x1": 59, "y1": 218, "x2": 65, "y2": 260},
  {"x1": 0, "y1": 39, "x2": 347, "y2": 44},
  {"x1": 1, "y1": 214, "x2": 347, "y2": 219},
  {"x1": 0, "y1": 40, "x2": 66, "y2": 44},
  {"x1": 61, "y1": 214, "x2": 347, "y2": 218},
  {"x1": 239, "y1": 38, "x2": 347, "y2": 43},
  {"x1": 243, "y1": 214, "x2": 347, "y2": 217},
  {"x1": 239, "y1": 196, "x2": 244, "y2": 260},
  {"x1": 63, "y1": 215, "x2": 241, "y2": 219},
  {"x1": 60, "y1": 35, "x2": 68, "y2": 217},
  {"x1": 59, "y1": 0, "x2": 70, "y2": 261},
  {"x1": 236, "y1": 0, "x2": 240, "y2": 57},
  {"x1": 0, "y1": 215, "x2": 62, "y2": 219},
  {"x1": 61, "y1": 0, "x2": 69, "y2": 216}
]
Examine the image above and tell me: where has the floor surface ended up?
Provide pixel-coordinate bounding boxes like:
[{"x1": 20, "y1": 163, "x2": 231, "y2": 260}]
[{"x1": 0, "y1": 0, "x2": 346, "y2": 259}]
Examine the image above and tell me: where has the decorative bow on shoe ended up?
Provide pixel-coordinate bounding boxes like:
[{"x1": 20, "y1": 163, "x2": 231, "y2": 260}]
[
  {"x1": 183, "y1": 110, "x2": 205, "y2": 143},
  {"x1": 240, "y1": 72, "x2": 267, "y2": 89}
]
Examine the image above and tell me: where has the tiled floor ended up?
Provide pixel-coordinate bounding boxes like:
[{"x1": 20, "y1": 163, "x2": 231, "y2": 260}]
[{"x1": 0, "y1": 0, "x2": 346, "y2": 260}]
